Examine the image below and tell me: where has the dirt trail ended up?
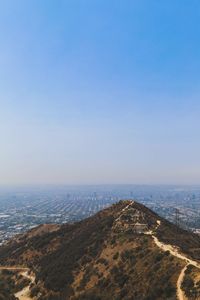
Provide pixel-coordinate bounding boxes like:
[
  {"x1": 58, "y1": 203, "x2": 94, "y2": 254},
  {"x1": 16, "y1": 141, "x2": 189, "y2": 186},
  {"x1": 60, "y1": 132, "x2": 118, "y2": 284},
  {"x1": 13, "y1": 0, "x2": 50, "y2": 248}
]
[
  {"x1": 0, "y1": 266, "x2": 28, "y2": 271},
  {"x1": 115, "y1": 201, "x2": 134, "y2": 222},
  {"x1": 152, "y1": 234, "x2": 200, "y2": 268},
  {"x1": 15, "y1": 270, "x2": 35, "y2": 300},
  {"x1": 0, "y1": 266, "x2": 35, "y2": 300},
  {"x1": 145, "y1": 221, "x2": 200, "y2": 300},
  {"x1": 116, "y1": 203, "x2": 193, "y2": 299},
  {"x1": 177, "y1": 265, "x2": 188, "y2": 300}
]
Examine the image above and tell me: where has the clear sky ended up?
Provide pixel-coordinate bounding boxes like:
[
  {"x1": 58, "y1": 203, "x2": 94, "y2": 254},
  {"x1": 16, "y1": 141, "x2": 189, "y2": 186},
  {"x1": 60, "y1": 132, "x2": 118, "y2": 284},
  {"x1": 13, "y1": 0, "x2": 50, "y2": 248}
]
[{"x1": 0, "y1": 0, "x2": 200, "y2": 185}]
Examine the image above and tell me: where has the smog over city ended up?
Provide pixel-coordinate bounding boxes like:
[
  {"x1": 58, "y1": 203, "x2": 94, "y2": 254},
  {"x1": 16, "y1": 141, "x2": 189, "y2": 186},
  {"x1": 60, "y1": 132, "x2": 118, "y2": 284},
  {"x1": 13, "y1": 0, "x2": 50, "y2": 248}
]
[{"x1": 0, "y1": 1, "x2": 200, "y2": 300}]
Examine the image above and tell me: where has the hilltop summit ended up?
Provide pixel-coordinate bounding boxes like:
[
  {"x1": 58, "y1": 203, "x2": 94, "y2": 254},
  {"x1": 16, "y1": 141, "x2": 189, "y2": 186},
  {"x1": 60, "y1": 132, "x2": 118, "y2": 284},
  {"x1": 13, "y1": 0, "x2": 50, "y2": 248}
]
[{"x1": 0, "y1": 200, "x2": 200, "y2": 300}]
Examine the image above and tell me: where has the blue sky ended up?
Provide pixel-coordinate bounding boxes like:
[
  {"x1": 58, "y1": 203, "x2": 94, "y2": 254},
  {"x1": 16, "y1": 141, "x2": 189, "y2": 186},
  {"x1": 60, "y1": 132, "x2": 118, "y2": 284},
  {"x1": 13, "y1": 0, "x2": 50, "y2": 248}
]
[{"x1": 0, "y1": 0, "x2": 200, "y2": 185}]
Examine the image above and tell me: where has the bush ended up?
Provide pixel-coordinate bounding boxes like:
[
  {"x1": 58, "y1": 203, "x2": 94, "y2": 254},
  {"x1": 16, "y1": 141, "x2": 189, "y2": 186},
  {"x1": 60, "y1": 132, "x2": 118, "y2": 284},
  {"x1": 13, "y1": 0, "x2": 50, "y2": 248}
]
[
  {"x1": 185, "y1": 264, "x2": 193, "y2": 274},
  {"x1": 97, "y1": 258, "x2": 108, "y2": 266},
  {"x1": 113, "y1": 252, "x2": 119, "y2": 260},
  {"x1": 181, "y1": 275, "x2": 194, "y2": 293},
  {"x1": 154, "y1": 253, "x2": 164, "y2": 262},
  {"x1": 111, "y1": 238, "x2": 116, "y2": 245},
  {"x1": 164, "y1": 283, "x2": 176, "y2": 297},
  {"x1": 121, "y1": 250, "x2": 135, "y2": 263},
  {"x1": 30, "y1": 285, "x2": 40, "y2": 297}
]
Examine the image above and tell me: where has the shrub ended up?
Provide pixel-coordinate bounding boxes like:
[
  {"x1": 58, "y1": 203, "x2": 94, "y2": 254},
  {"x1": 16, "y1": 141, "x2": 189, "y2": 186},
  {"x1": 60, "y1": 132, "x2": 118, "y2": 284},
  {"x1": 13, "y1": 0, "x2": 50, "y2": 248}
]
[
  {"x1": 113, "y1": 252, "x2": 119, "y2": 260},
  {"x1": 154, "y1": 253, "x2": 164, "y2": 262},
  {"x1": 182, "y1": 275, "x2": 194, "y2": 290},
  {"x1": 164, "y1": 283, "x2": 176, "y2": 297},
  {"x1": 30, "y1": 285, "x2": 40, "y2": 297},
  {"x1": 97, "y1": 258, "x2": 108, "y2": 266}
]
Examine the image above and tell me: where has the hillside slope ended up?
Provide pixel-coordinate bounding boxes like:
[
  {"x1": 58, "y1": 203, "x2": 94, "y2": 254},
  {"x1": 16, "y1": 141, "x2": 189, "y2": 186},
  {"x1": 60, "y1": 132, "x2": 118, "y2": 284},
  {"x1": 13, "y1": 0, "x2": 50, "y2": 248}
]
[{"x1": 0, "y1": 200, "x2": 200, "y2": 300}]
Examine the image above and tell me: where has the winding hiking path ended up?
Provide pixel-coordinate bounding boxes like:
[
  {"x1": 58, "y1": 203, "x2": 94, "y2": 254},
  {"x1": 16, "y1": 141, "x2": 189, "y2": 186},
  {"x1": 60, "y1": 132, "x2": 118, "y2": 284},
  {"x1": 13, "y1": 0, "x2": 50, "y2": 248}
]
[
  {"x1": 115, "y1": 202, "x2": 134, "y2": 222},
  {"x1": 0, "y1": 266, "x2": 29, "y2": 271},
  {"x1": 0, "y1": 266, "x2": 35, "y2": 300},
  {"x1": 15, "y1": 270, "x2": 35, "y2": 300},
  {"x1": 145, "y1": 221, "x2": 200, "y2": 300},
  {"x1": 115, "y1": 202, "x2": 200, "y2": 300},
  {"x1": 177, "y1": 265, "x2": 188, "y2": 300}
]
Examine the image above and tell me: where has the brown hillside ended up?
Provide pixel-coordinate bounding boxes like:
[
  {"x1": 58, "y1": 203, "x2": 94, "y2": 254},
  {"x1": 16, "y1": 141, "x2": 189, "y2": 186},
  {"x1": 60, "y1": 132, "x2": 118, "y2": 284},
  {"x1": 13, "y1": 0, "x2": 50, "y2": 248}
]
[{"x1": 0, "y1": 200, "x2": 200, "y2": 300}]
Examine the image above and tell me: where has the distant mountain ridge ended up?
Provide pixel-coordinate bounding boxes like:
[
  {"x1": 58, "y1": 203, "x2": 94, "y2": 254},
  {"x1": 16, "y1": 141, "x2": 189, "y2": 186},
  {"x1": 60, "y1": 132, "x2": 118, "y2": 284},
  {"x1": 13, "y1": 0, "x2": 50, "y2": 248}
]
[{"x1": 0, "y1": 200, "x2": 200, "y2": 300}]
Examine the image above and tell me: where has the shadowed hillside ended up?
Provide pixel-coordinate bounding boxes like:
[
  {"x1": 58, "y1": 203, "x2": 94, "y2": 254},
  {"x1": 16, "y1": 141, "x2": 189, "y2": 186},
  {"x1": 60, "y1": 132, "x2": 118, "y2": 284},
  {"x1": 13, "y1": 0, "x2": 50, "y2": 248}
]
[{"x1": 0, "y1": 200, "x2": 200, "y2": 300}]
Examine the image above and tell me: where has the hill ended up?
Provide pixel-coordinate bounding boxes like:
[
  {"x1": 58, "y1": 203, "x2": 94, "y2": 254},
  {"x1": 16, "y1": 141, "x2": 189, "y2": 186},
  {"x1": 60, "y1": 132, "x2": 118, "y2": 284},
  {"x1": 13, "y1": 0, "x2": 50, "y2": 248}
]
[{"x1": 0, "y1": 200, "x2": 200, "y2": 300}]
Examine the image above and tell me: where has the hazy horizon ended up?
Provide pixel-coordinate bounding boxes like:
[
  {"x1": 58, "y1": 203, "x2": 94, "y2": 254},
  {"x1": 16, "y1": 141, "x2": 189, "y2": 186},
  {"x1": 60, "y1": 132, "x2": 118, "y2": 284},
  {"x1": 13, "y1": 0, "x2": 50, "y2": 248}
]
[{"x1": 1, "y1": 1, "x2": 200, "y2": 185}]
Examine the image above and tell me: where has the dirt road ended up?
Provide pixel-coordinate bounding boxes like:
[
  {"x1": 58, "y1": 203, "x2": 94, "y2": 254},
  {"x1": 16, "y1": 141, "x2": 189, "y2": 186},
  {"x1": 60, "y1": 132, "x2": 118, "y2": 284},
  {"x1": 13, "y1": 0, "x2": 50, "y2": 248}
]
[
  {"x1": 177, "y1": 265, "x2": 188, "y2": 300},
  {"x1": 145, "y1": 221, "x2": 200, "y2": 300},
  {"x1": 0, "y1": 266, "x2": 28, "y2": 271},
  {"x1": 0, "y1": 266, "x2": 35, "y2": 300},
  {"x1": 115, "y1": 202, "x2": 134, "y2": 222},
  {"x1": 15, "y1": 270, "x2": 35, "y2": 300}
]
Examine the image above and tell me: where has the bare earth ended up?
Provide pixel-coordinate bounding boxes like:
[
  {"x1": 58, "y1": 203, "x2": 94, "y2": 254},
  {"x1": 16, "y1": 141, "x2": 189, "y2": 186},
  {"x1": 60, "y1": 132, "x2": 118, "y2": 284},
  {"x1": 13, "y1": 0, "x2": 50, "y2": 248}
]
[
  {"x1": 118, "y1": 204, "x2": 200, "y2": 300},
  {"x1": 145, "y1": 220, "x2": 200, "y2": 300},
  {"x1": 1, "y1": 203, "x2": 200, "y2": 300},
  {"x1": 15, "y1": 270, "x2": 35, "y2": 300},
  {"x1": 177, "y1": 265, "x2": 188, "y2": 300},
  {"x1": 0, "y1": 267, "x2": 35, "y2": 300}
]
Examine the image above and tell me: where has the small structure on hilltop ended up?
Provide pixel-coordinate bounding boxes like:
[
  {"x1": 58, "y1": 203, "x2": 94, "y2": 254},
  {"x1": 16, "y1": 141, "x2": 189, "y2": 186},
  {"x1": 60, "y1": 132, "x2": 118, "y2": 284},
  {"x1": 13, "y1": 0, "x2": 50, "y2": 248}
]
[
  {"x1": 113, "y1": 205, "x2": 148, "y2": 234},
  {"x1": 133, "y1": 222, "x2": 148, "y2": 234}
]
